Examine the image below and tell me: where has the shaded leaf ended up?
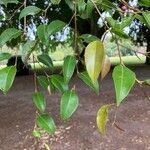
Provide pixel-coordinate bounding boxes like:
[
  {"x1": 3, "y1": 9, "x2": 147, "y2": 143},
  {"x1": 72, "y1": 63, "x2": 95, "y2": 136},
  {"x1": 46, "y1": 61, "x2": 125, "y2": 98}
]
[
  {"x1": 0, "y1": 28, "x2": 22, "y2": 47},
  {"x1": 111, "y1": 28, "x2": 129, "y2": 39},
  {"x1": 37, "y1": 54, "x2": 53, "y2": 69},
  {"x1": 19, "y1": 6, "x2": 41, "y2": 20},
  {"x1": 79, "y1": 71, "x2": 99, "y2": 95},
  {"x1": 97, "y1": 105, "x2": 109, "y2": 135},
  {"x1": 139, "y1": 0, "x2": 150, "y2": 7},
  {"x1": 60, "y1": 90, "x2": 79, "y2": 120},
  {"x1": 0, "y1": 66, "x2": 16, "y2": 94},
  {"x1": 112, "y1": 65, "x2": 136, "y2": 106},
  {"x1": 101, "y1": 55, "x2": 111, "y2": 80},
  {"x1": 80, "y1": 34, "x2": 100, "y2": 43},
  {"x1": 84, "y1": 40, "x2": 105, "y2": 84},
  {"x1": 63, "y1": 55, "x2": 76, "y2": 83},
  {"x1": 32, "y1": 92, "x2": 46, "y2": 113},
  {"x1": 0, "y1": 0, "x2": 18, "y2": 6},
  {"x1": 0, "y1": 53, "x2": 11, "y2": 61},
  {"x1": 37, "y1": 75, "x2": 49, "y2": 89},
  {"x1": 37, "y1": 114, "x2": 56, "y2": 134},
  {"x1": 51, "y1": 75, "x2": 68, "y2": 93}
]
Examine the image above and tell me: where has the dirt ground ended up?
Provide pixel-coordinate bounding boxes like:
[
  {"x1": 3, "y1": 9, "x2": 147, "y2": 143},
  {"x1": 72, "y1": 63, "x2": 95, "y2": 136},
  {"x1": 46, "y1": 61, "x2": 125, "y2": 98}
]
[{"x1": 0, "y1": 65, "x2": 150, "y2": 150}]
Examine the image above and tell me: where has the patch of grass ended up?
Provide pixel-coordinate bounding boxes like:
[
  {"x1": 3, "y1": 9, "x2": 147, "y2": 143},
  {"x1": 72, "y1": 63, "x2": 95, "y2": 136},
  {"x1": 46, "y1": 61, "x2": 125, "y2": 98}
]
[{"x1": 110, "y1": 56, "x2": 146, "y2": 65}]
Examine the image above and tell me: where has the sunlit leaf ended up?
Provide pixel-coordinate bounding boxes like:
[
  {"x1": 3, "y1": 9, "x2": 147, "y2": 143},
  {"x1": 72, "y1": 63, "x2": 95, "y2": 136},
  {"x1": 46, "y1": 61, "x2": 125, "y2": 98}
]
[
  {"x1": 79, "y1": 71, "x2": 99, "y2": 95},
  {"x1": 145, "y1": 79, "x2": 150, "y2": 85},
  {"x1": 51, "y1": 0, "x2": 61, "y2": 5},
  {"x1": 139, "y1": 0, "x2": 150, "y2": 7},
  {"x1": 112, "y1": 65, "x2": 136, "y2": 106},
  {"x1": 96, "y1": 105, "x2": 109, "y2": 135},
  {"x1": 0, "y1": 53, "x2": 11, "y2": 61},
  {"x1": 60, "y1": 90, "x2": 79, "y2": 120},
  {"x1": 32, "y1": 92, "x2": 46, "y2": 113},
  {"x1": 101, "y1": 55, "x2": 111, "y2": 80},
  {"x1": 142, "y1": 11, "x2": 150, "y2": 28},
  {"x1": 0, "y1": 0, "x2": 18, "y2": 6},
  {"x1": 37, "y1": 114, "x2": 56, "y2": 134},
  {"x1": 19, "y1": 6, "x2": 41, "y2": 20},
  {"x1": 63, "y1": 55, "x2": 76, "y2": 83},
  {"x1": 0, "y1": 28, "x2": 22, "y2": 47},
  {"x1": 51, "y1": 75, "x2": 68, "y2": 93},
  {"x1": 37, "y1": 53, "x2": 53, "y2": 69},
  {"x1": 84, "y1": 40, "x2": 105, "y2": 84},
  {"x1": 47, "y1": 20, "x2": 66, "y2": 36},
  {"x1": 0, "y1": 66, "x2": 16, "y2": 94}
]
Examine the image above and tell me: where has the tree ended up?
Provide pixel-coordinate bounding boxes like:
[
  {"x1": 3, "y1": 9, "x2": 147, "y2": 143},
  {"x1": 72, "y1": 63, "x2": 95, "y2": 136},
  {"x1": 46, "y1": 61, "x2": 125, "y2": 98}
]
[{"x1": 0, "y1": 0, "x2": 150, "y2": 143}]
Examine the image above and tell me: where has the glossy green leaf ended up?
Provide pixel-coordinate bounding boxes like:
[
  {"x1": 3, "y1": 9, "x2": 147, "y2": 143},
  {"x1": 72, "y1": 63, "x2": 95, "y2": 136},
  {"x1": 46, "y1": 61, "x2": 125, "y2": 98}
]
[
  {"x1": 80, "y1": 34, "x2": 100, "y2": 43},
  {"x1": 79, "y1": 71, "x2": 99, "y2": 95},
  {"x1": 51, "y1": 0, "x2": 61, "y2": 5},
  {"x1": 139, "y1": 0, "x2": 150, "y2": 7},
  {"x1": 0, "y1": 53, "x2": 11, "y2": 61},
  {"x1": 84, "y1": 40, "x2": 105, "y2": 84},
  {"x1": 37, "y1": 25, "x2": 49, "y2": 46},
  {"x1": 0, "y1": 28, "x2": 22, "y2": 47},
  {"x1": 47, "y1": 20, "x2": 66, "y2": 36},
  {"x1": 60, "y1": 90, "x2": 79, "y2": 120},
  {"x1": 112, "y1": 65, "x2": 136, "y2": 106},
  {"x1": 22, "y1": 40, "x2": 36, "y2": 63},
  {"x1": 96, "y1": 105, "x2": 109, "y2": 135},
  {"x1": 32, "y1": 130, "x2": 41, "y2": 138},
  {"x1": 37, "y1": 54, "x2": 53, "y2": 69},
  {"x1": 51, "y1": 75, "x2": 68, "y2": 93},
  {"x1": 142, "y1": 11, "x2": 150, "y2": 28},
  {"x1": 32, "y1": 92, "x2": 46, "y2": 113},
  {"x1": 37, "y1": 75, "x2": 49, "y2": 89},
  {"x1": 19, "y1": 6, "x2": 41, "y2": 20},
  {"x1": 0, "y1": 0, "x2": 18, "y2": 6},
  {"x1": 0, "y1": 66, "x2": 16, "y2": 94},
  {"x1": 37, "y1": 114, "x2": 56, "y2": 134},
  {"x1": 63, "y1": 55, "x2": 76, "y2": 83},
  {"x1": 145, "y1": 79, "x2": 150, "y2": 85}
]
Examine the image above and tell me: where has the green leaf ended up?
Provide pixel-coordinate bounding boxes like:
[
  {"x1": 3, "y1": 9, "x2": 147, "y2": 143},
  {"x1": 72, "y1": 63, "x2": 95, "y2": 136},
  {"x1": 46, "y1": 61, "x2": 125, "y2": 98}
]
[
  {"x1": 22, "y1": 40, "x2": 36, "y2": 63},
  {"x1": 111, "y1": 28, "x2": 129, "y2": 39},
  {"x1": 47, "y1": 20, "x2": 66, "y2": 36},
  {"x1": 60, "y1": 90, "x2": 79, "y2": 120},
  {"x1": 79, "y1": 71, "x2": 99, "y2": 95},
  {"x1": 0, "y1": 0, "x2": 18, "y2": 6},
  {"x1": 19, "y1": 6, "x2": 41, "y2": 20},
  {"x1": 142, "y1": 11, "x2": 150, "y2": 28},
  {"x1": 37, "y1": 114, "x2": 56, "y2": 134},
  {"x1": 51, "y1": 0, "x2": 61, "y2": 5},
  {"x1": 63, "y1": 55, "x2": 76, "y2": 83},
  {"x1": 32, "y1": 130, "x2": 41, "y2": 138},
  {"x1": 106, "y1": 17, "x2": 116, "y2": 28},
  {"x1": 37, "y1": 53, "x2": 53, "y2": 69},
  {"x1": 78, "y1": 0, "x2": 86, "y2": 15},
  {"x1": 51, "y1": 75, "x2": 68, "y2": 93},
  {"x1": 80, "y1": 34, "x2": 100, "y2": 43},
  {"x1": 0, "y1": 53, "x2": 11, "y2": 61},
  {"x1": 84, "y1": 40, "x2": 105, "y2": 84},
  {"x1": 139, "y1": 0, "x2": 150, "y2": 7},
  {"x1": 0, "y1": 28, "x2": 22, "y2": 47},
  {"x1": 96, "y1": 105, "x2": 109, "y2": 135},
  {"x1": 145, "y1": 79, "x2": 150, "y2": 85},
  {"x1": 37, "y1": 25, "x2": 49, "y2": 46},
  {"x1": 0, "y1": 66, "x2": 16, "y2": 94},
  {"x1": 32, "y1": 92, "x2": 46, "y2": 113},
  {"x1": 85, "y1": 0, "x2": 94, "y2": 18},
  {"x1": 112, "y1": 65, "x2": 136, "y2": 106},
  {"x1": 37, "y1": 75, "x2": 49, "y2": 89}
]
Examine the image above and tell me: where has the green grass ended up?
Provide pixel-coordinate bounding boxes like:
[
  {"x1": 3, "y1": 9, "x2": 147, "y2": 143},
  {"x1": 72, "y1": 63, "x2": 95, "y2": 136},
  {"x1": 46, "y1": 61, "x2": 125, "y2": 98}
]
[{"x1": 110, "y1": 56, "x2": 146, "y2": 65}]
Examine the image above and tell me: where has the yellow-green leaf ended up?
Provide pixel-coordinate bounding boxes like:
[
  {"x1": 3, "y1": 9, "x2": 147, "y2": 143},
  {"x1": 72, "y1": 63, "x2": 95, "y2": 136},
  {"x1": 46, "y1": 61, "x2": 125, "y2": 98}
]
[
  {"x1": 96, "y1": 105, "x2": 109, "y2": 135},
  {"x1": 84, "y1": 40, "x2": 105, "y2": 84}
]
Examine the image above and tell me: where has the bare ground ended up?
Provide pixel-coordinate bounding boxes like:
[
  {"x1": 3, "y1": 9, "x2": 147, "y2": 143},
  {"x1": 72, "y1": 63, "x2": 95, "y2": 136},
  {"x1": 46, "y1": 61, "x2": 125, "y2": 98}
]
[{"x1": 0, "y1": 65, "x2": 150, "y2": 150}]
